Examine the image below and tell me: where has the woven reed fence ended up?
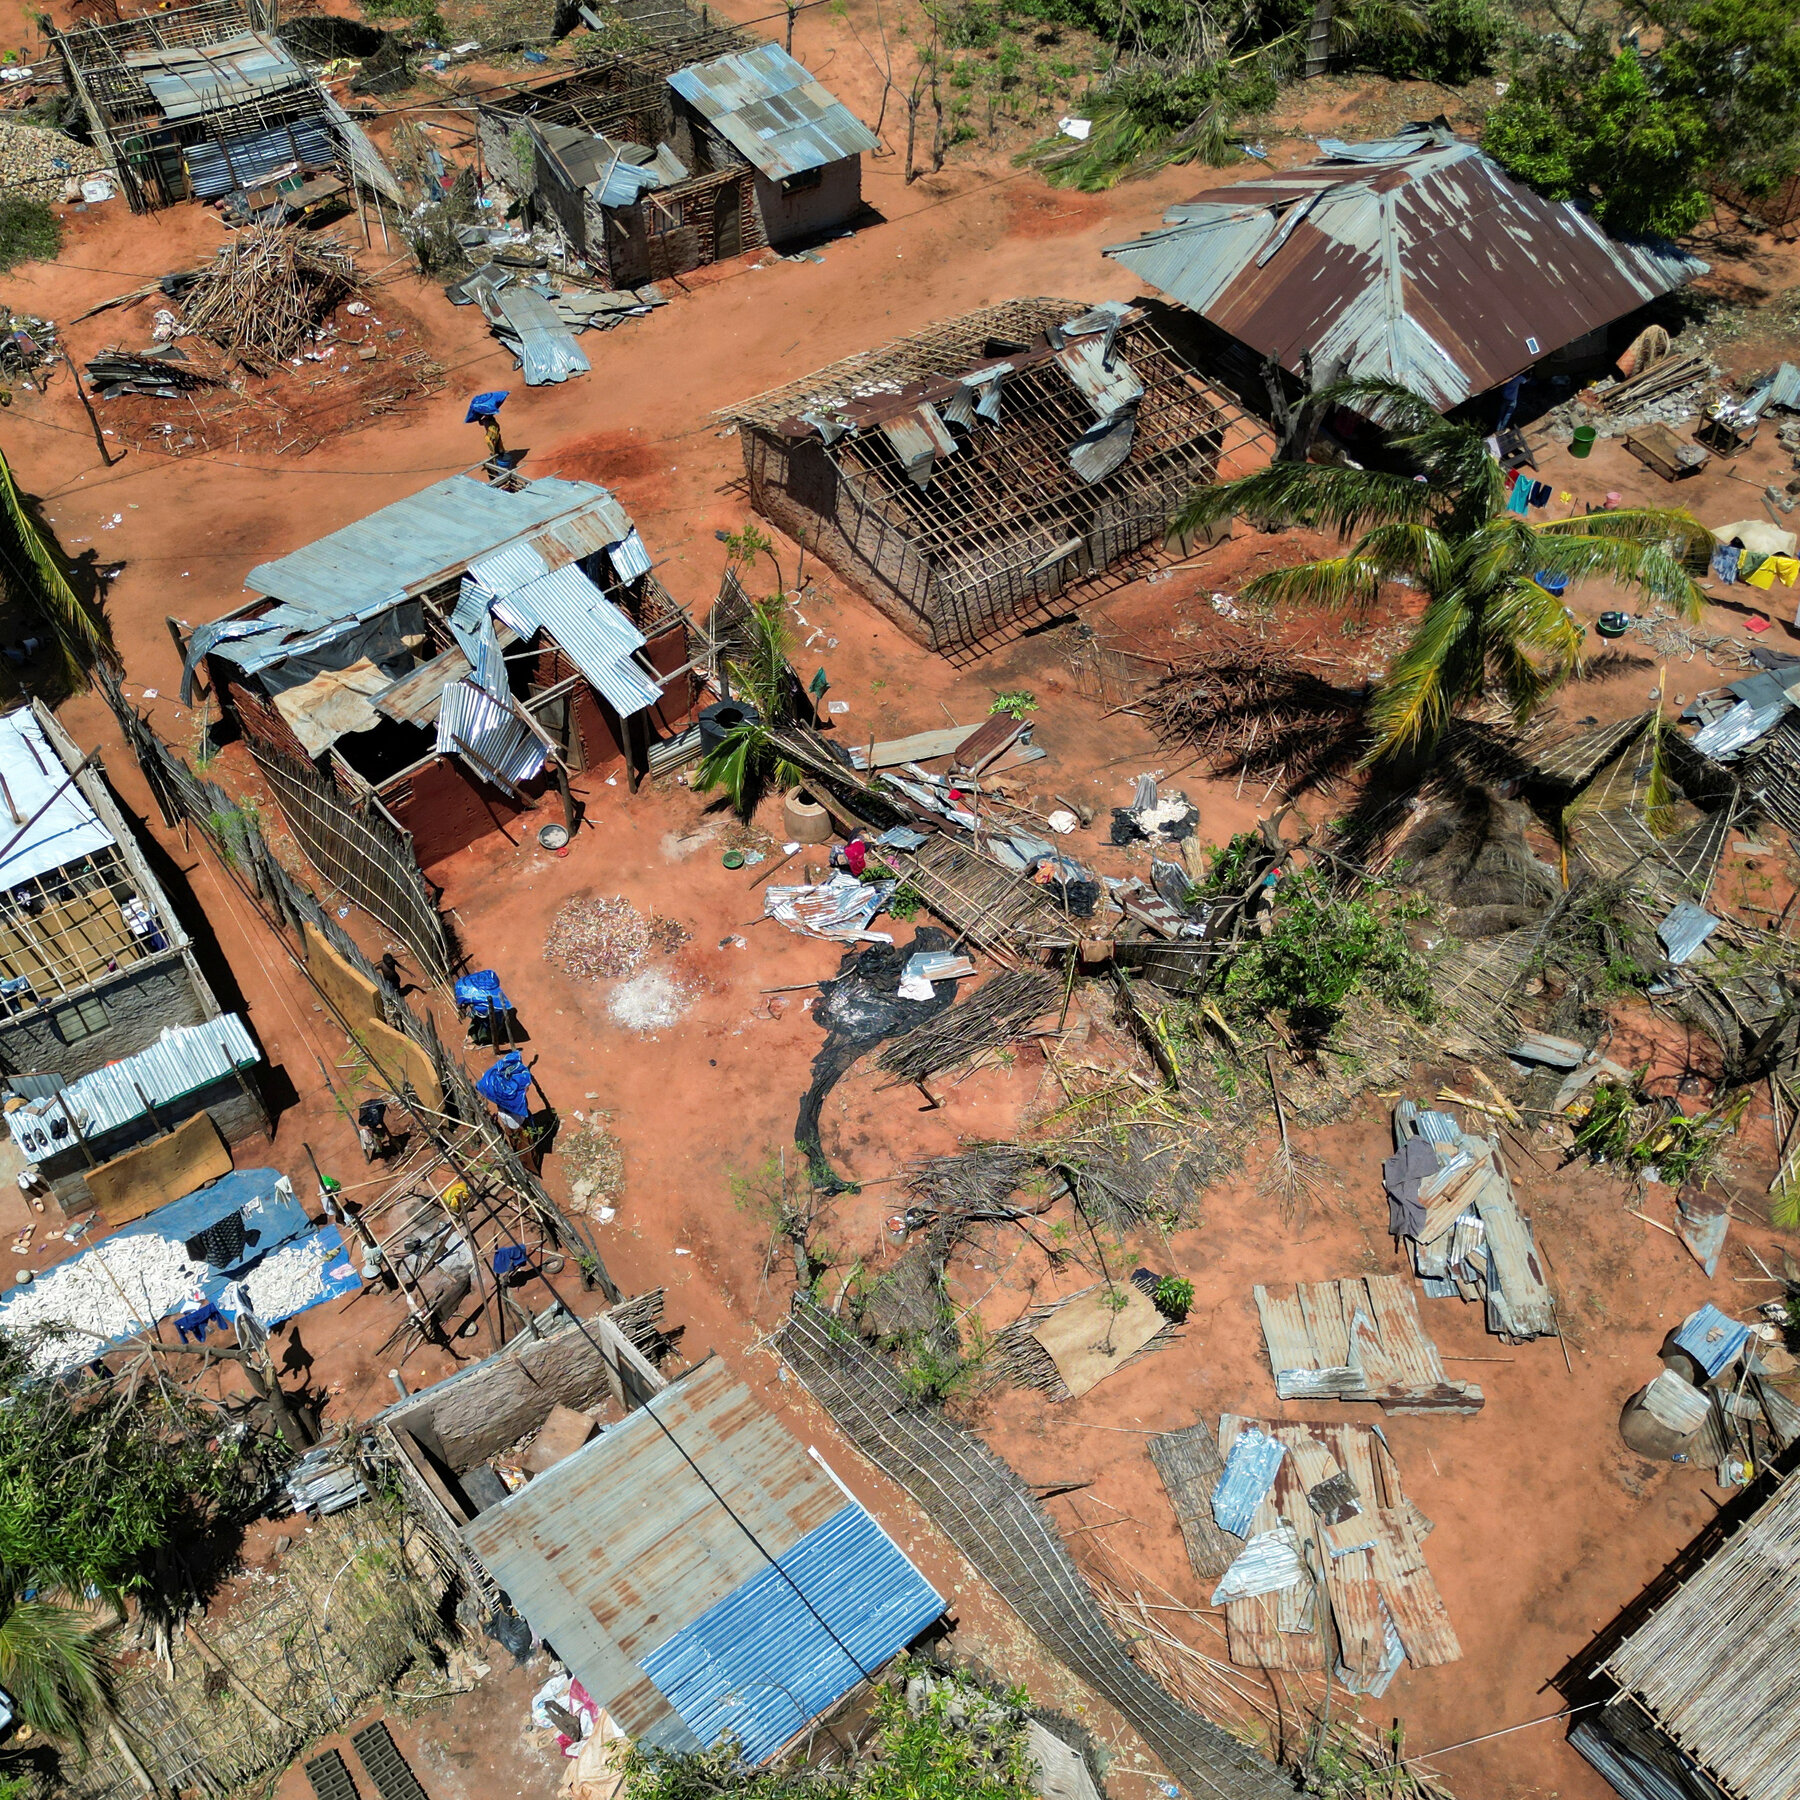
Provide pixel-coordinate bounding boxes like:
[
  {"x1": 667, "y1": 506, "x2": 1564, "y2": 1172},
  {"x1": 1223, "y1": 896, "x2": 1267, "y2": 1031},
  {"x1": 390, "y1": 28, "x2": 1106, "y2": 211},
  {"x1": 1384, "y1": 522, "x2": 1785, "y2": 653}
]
[{"x1": 774, "y1": 1297, "x2": 1293, "y2": 1800}]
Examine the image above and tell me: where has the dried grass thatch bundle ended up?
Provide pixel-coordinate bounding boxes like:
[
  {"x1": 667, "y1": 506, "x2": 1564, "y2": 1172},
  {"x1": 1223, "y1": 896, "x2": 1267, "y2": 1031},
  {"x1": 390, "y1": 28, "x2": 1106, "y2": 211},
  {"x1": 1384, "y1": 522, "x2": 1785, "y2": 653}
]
[{"x1": 182, "y1": 226, "x2": 360, "y2": 369}]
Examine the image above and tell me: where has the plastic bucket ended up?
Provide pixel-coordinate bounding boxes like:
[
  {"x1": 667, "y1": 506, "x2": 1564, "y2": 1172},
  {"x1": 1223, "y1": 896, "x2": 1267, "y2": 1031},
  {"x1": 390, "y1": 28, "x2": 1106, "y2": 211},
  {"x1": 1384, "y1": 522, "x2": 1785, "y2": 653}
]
[{"x1": 1571, "y1": 425, "x2": 1597, "y2": 459}]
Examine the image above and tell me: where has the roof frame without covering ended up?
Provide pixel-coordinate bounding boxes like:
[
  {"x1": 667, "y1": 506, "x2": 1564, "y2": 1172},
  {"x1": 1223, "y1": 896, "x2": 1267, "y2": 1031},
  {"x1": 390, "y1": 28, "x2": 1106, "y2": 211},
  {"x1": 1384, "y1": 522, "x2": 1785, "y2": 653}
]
[
  {"x1": 54, "y1": 0, "x2": 393, "y2": 212},
  {"x1": 725, "y1": 298, "x2": 1268, "y2": 653}
]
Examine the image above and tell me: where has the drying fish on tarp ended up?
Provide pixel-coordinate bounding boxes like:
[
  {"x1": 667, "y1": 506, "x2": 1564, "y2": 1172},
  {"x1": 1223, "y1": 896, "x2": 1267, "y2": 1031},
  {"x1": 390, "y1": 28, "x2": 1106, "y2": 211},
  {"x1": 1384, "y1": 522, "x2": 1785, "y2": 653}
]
[
  {"x1": 1211, "y1": 1524, "x2": 1303, "y2": 1604},
  {"x1": 764, "y1": 873, "x2": 896, "y2": 942}
]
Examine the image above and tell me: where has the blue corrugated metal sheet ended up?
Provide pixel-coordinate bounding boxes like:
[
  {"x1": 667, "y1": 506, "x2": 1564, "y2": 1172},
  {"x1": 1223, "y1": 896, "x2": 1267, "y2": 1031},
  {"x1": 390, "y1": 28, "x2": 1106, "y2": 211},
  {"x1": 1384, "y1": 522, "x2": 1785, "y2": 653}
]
[
  {"x1": 1656, "y1": 900, "x2": 1721, "y2": 965},
  {"x1": 639, "y1": 1502, "x2": 943, "y2": 1764},
  {"x1": 244, "y1": 476, "x2": 621, "y2": 614},
  {"x1": 461, "y1": 1360, "x2": 936, "y2": 1753},
  {"x1": 0, "y1": 706, "x2": 115, "y2": 889},
  {"x1": 1673, "y1": 1304, "x2": 1748, "y2": 1378},
  {"x1": 187, "y1": 112, "x2": 335, "y2": 199},
  {"x1": 668, "y1": 44, "x2": 877, "y2": 181},
  {"x1": 1104, "y1": 121, "x2": 1707, "y2": 410},
  {"x1": 6, "y1": 1015, "x2": 259, "y2": 1159}
]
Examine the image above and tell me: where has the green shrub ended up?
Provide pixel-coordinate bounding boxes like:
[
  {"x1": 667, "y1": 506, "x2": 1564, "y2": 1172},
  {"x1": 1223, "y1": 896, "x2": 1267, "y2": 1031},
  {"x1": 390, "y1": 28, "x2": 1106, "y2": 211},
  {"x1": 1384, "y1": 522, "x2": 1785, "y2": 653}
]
[
  {"x1": 1153, "y1": 1274, "x2": 1194, "y2": 1319},
  {"x1": 0, "y1": 196, "x2": 61, "y2": 275}
]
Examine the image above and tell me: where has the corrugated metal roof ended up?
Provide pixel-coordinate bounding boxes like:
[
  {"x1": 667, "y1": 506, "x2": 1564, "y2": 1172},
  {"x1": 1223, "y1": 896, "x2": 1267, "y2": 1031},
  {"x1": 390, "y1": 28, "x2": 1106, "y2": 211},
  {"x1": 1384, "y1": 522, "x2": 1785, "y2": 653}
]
[
  {"x1": 1056, "y1": 337, "x2": 1143, "y2": 421},
  {"x1": 534, "y1": 121, "x2": 687, "y2": 206},
  {"x1": 462, "y1": 1359, "x2": 942, "y2": 1754},
  {"x1": 125, "y1": 32, "x2": 309, "y2": 121},
  {"x1": 0, "y1": 706, "x2": 115, "y2": 889},
  {"x1": 466, "y1": 532, "x2": 661, "y2": 716},
  {"x1": 1104, "y1": 122, "x2": 1707, "y2": 410},
  {"x1": 668, "y1": 43, "x2": 876, "y2": 181},
  {"x1": 436, "y1": 681, "x2": 550, "y2": 789},
  {"x1": 6, "y1": 1015, "x2": 259, "y2": 1159},
  {"x1": 244, "y1": 476, "x2": 625, "y2": 614},
  {"x1": 640, "y1": 1502, "x2": 942, "y2": 1765},
  {"x1": 187, "y1": 112, "x2": 335, "y2": 200}
]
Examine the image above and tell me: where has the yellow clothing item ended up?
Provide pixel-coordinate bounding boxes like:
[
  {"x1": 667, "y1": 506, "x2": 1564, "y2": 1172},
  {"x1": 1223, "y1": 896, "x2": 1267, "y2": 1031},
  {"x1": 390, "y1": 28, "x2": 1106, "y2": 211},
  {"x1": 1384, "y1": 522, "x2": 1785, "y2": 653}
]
[
  {"x1": 1744, "y1": 557, "x2": 1777, "y2": 589},
  {"x1": 1770, "y1": 554, "x2": 1799, "y2": 587}
]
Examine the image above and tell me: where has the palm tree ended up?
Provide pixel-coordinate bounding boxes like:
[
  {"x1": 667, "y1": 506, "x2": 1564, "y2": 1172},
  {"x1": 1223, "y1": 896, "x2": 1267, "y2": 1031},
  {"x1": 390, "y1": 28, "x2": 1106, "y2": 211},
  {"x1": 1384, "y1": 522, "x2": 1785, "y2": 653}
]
[
  {"x1": 0, "y1": 1583, "x2": 117, "y2": 1746},
  {"x1": 695, "y1": 594, "x2": 803, "y2": 818},
  {"x1": 1173, "y1": 379, "x2": 1712, "y2": 761}
]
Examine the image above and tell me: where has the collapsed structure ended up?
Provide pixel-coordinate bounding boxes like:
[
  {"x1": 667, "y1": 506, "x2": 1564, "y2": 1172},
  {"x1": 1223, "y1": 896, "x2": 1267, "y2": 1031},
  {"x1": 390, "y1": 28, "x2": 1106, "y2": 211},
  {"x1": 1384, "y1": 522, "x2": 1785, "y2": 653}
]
[
  {"x1": 187, "y1": 474, "x2": 701, "y2": 865},
  {"x1": 0, "y1": 704, "x2": 266, "y2": 1214},
  {"x1": 478, "y1": 15, "x2": 872, "y2": 284},
  {"x1": 53, "y1": 0, "x2": 397, "y2": 213},
  {"x1": 1105, "y1": 120, "x2": 1706, "y2": 412},
  {"x1": 723, "y1": 299, "x2": 1264, "y2": 652}
]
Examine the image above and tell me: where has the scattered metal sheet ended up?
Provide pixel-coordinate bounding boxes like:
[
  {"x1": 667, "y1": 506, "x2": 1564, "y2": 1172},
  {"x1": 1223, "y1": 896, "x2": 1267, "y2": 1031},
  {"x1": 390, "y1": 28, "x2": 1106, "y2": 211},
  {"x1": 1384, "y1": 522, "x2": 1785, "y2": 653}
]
[
  {"x1": 1657, "y1": 899, "x2": 1722, "y2": 964},
  {"x1": 1211, "y1": 1525, "x2": 1303, "y2": 1604},
  {"x1": 1211, "y1": 1427, "x2": 1285, "y2": 1537},
  {"x1": 1070, "y1": 413, "x2": 1136, "y2": 483},
  {"x1": 1693, "y1": 697, "x2": 1790, "y2": 761},
  {"x1": 1673, "y1": 1303, "x2": 1749, "y2": 1378},
  {"x1": 764, "y1": 873, "x2": 896, "y2": 942},
  {"x1": 435, "y1": 679, "x2": 549, "y2": 791},
  {"x1": 487, "y1": 285, "x2": 591, "y2": 385},
  {"x1": 1056, "y1": 336, "x2": 1144, "y2": 420}
]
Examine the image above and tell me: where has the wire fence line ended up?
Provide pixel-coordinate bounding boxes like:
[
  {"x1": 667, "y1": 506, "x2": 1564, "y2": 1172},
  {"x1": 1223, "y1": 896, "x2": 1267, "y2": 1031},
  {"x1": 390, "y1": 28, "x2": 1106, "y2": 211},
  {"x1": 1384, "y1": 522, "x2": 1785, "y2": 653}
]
[{"x1": 775, "y1": 1297, "x2": 1295, "y2": 1800}]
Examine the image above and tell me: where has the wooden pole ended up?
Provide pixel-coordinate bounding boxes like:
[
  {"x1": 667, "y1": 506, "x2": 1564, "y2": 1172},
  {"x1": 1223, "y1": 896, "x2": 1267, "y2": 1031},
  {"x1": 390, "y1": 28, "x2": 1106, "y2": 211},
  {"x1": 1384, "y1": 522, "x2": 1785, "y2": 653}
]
[{"x1": 60, "y1": 345, "x2": 115, "y2": 467}]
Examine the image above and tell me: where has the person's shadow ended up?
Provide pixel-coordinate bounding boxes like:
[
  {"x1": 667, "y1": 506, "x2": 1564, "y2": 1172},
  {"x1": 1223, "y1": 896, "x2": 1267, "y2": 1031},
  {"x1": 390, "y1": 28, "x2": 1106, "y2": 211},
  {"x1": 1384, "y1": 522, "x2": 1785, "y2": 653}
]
[{"x1": 279, "y1": 1323, "x2": 315, "y2": 1380}]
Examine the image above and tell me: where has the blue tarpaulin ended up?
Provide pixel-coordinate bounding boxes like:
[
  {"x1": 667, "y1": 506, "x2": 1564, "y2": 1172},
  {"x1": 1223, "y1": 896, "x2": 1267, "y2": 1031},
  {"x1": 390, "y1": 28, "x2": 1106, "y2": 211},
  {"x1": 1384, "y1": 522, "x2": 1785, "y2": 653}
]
[
  {"x1": 455, "y1": 969, "x2": 512, "y2": 1017},
  {"x1": 476, "y1": 1051, "x2": 533, "y2": 1116},
  {"x1": 464, "y1": 390, "x2": 509, "y2": 422},
  {"x1": 0, "y1": 1169, "x2": 360, "y2": 1374}
]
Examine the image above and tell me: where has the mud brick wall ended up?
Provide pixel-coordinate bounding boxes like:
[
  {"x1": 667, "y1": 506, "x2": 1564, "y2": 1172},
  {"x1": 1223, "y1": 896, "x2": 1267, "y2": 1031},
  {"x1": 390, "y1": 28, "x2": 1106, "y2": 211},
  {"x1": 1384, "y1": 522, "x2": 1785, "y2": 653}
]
[{"x1": 0, "y1": 951, "x2": 213, "y2": 1082}]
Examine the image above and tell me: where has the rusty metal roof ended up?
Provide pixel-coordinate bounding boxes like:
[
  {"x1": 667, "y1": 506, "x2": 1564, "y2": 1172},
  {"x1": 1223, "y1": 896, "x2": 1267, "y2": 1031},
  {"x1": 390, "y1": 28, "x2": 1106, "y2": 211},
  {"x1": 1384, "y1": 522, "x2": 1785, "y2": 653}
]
[
  {"x1": 461, "y1": 1358, "x2": 941, "y2": 1757},
  {"x1": 1104, "y1": 121, "x2": 1707, "y2": 410},
  {"x1": 668, "y1": 43, "x2": 876, "y2": 181}
]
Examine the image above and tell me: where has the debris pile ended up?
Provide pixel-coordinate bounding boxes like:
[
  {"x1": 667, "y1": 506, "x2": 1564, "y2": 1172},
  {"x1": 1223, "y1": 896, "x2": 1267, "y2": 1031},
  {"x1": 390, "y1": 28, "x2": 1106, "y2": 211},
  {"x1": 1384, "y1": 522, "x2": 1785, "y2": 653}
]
[
  {"x1": 544, "y1": 895, "x2": 686, "y2": 979},
  {"x1": 182, "y1": 227, "x2": 361, "y2": 369}
]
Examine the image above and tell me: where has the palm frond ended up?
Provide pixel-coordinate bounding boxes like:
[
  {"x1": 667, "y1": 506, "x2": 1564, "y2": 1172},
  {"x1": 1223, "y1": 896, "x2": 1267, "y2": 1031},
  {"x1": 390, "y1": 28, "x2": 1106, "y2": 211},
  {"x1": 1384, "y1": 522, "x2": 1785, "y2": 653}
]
[
  {"x1": 1352, "y1": 521, "x2": 1451, "y2": 588},
  {"x1": 1526, "y1": 528, "x2": 1707, "y2": 618},
  {"x1": 1174, "y1": 460, "x2": 1433, "y2": 539},
  {"x1": 1241, "y1": 553, "x2": 1387, "y2": 612},
  {"x1": 1363, "y1": 592, "x2": 1480, "y2": 759},
  {"x1": 1309, "y1": 377, "x2": 1443, "y2": 437},
  {"x1": 0, "y1": 1595, "x2": 117, "y2": 1744},
  {"x1": 1482, "y1": 574, "x2": 1586, "y2": 662}
]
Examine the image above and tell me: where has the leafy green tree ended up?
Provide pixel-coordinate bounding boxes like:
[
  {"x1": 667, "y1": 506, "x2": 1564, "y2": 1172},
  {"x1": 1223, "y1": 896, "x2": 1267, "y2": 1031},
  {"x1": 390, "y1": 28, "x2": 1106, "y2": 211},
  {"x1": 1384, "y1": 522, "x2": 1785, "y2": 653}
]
[
  {"x1": 1484, "y1": 48, "x2": 1711, "y2": 235},
  {"x1": 1174, "y1": 379, "x2": 1710, "y2": 761},
  {"x1": 694, "y1": 594, "x2": 804, "y2": 818},
  {"x1": 0, "y1": 1332, "x2": 251, "y2": 1609},
  {"x1": 1486, "y1": 0, "x2": 1800, "y2": 233}
]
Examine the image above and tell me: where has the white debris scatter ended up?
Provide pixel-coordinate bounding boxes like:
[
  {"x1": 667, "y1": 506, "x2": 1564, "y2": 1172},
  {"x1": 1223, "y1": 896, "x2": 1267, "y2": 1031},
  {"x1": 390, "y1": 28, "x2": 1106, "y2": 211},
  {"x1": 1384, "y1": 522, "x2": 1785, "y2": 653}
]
[
  {"x1": 240, "y1": 1234, "x2": 335, "y2": 1320},
  {"x1": 607, "y1": 966, "x2": 690, "y2": 1033},
  {"x1": 0, "y1": 1237, "x2": 205, "y2": 1373}
]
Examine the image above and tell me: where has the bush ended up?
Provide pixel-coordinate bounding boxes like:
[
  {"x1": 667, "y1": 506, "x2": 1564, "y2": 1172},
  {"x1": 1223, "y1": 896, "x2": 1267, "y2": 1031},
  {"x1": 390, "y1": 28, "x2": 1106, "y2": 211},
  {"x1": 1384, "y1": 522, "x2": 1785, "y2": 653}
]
[
  {"x1": 1153, "y1": 1274, "x2": 1194, "y2": 1320},
  {"x1": 0, "y1": 196, "x2": 61, "y2": 275},
  {"x1": 1348, "y1": 0, "x2": 1503, "y2": 84}
]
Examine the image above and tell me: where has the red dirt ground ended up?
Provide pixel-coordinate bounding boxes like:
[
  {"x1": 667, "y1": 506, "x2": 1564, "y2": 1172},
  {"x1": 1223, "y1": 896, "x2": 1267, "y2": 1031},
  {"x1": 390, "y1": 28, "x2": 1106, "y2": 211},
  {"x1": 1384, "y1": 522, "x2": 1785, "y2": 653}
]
[{"x1": 3, "y1": 8, "x2": 1800, "y2": 1797}]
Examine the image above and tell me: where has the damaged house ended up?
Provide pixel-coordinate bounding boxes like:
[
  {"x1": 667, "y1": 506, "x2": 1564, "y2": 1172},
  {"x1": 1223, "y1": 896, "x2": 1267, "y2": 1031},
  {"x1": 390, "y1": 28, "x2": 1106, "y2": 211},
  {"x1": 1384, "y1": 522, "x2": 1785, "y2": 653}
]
[
  {"x1": 381, "y1": 1329, "x2": 942, "y2": 1765},
  {"x1": 53, "y1": 0, "x2": 397, "y2": 214},
  {"x1": 723, "y1": 298, "x2": 1264, "y2": 653},
  {"x1": 0, "y1": 704, "x2": 266, "y2": 1214},
  {"x1": 478, "y1": 39, "x2": 873, "y2": 285},
  {"x1": 187, "y1": 474, "x2": 701, "y2": 866},
  {"x1": 1104, "y1": 119, "x2": 1706, "y2": 413}
]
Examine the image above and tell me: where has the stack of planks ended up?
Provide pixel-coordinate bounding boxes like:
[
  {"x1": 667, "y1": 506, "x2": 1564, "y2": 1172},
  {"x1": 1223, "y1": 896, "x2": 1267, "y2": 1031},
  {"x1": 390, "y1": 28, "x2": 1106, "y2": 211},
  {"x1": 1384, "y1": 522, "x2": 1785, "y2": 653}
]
[
  {"x1": 1596, "y1": 353, "x2": 1709, "y2": 413},
  {"x1": 1253, "y1": 1275, "x2": 1485, "y2": 1413},
  {"x1": 1211, "y1": 1415, "x2": 1461, "y2": 1685}
]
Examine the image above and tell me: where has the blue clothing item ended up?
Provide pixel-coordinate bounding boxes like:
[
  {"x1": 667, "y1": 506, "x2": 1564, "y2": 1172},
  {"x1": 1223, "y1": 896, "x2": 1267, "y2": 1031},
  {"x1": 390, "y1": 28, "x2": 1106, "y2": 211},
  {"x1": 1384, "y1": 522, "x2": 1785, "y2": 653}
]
[
  {"x1": 176, "y1": 1301, "x2": 226, "y2": 1344},
  {"x1": 492, "y1": 1244, "x2": 530, "y2": 1277},
  {"x1": 1710, "y1": 543, "x2": 1740, "y2": 584},
  {"x1": 476, "y1": 1050, "x2": 533, "y2": 1116},
  {"x1": 464, "y1": 389, "x2": 509, "y2": 422},
  {"x1": 1507, "y1": 478, "x2": 1532, "y2": 515},
  {"x1": 1528, "y1": 479, "x2": 1553, "y2": 508},
  {"x1": 454, "y1": 969, "x2": 512, "y2": 1018}
]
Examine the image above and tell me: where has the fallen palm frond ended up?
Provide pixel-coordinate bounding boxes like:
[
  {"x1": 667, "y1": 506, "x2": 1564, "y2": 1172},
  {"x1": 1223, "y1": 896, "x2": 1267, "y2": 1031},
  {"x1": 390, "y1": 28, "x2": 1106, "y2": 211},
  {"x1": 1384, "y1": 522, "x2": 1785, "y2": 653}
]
[{"x1": 181, "y1": 227, "x2": 360, "y2": 369}]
